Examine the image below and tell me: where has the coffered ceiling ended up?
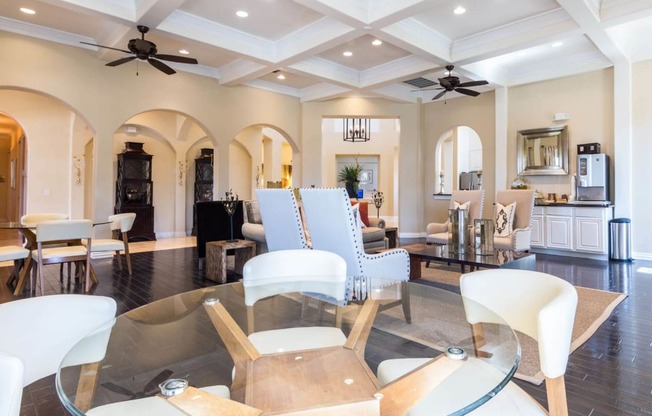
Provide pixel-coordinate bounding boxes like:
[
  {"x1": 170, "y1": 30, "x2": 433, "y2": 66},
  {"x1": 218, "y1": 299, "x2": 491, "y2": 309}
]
[{"x1": 1, "y1": 0, "x2": 651, "y2": 103}]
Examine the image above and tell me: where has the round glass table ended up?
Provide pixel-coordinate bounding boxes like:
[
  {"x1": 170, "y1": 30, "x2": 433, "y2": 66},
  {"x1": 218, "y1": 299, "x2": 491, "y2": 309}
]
[{"x1": 56, "y1": 281, "x2": 520, "y2": 415}]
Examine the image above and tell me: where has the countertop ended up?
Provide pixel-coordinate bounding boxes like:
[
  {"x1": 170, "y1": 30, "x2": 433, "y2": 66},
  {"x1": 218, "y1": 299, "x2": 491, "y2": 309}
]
[{"x1": 535, "y1": 201, "x2": 613, "y2": 208}]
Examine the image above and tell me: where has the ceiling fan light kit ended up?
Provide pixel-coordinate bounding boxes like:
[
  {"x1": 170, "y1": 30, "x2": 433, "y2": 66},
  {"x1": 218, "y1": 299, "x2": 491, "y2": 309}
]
[{"x1": 81, "y1": 25, "x2": 198, "y2": 75}]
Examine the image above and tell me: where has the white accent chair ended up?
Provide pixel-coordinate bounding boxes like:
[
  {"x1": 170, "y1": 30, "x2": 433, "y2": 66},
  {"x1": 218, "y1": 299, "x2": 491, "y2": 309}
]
[
  {"x1": 0, "y1": 352, "x2": 23, "y2": 416},
  {"x1": 426, "y1": 190, "x2": 485, "y2": 245},
  {"x1": 21, "y1": 213, "x2": 70, "y2": 284},
  {"x1": 85, "y1": 213, "x2": 136, "y2": 275},
  {"x1": 493, "y1": 189, "x2": 536, "y2": 251},
  {"x1": 377, "y1": 269, "x2": 578, "y2": 415},
  {"x1": 299, "y1": 188, "x2": 411, "y2": 322},
  {"x1": 32, "y1": 220, "x2": 93, "y2": 294},
  {"x1": 0, "y1": 295, "x2": 117, "y2": 415},
  {"x1": 255, "y1": 189, "x2": 308, "y2": 251},
  {"x1": 242, "y1": 249, "x2": 348, "y2": 354}
]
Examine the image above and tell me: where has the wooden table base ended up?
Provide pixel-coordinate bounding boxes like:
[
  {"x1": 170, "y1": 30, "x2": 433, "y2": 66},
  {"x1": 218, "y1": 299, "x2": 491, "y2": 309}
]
[{"x1": 206, "y1": 240, "x2": 256, "y2": 283}]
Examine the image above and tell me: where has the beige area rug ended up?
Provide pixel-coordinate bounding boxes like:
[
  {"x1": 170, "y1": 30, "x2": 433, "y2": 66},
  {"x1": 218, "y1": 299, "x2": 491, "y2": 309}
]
[{"x1": 373, "y1": 263, "x2": 627, "y2": 385}]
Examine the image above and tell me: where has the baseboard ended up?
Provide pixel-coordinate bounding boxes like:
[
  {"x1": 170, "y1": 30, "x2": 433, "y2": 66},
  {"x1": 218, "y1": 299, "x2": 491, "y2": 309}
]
[
  {"x1": 531, "y1": 248, "x2": 608, "y2": 261},
  {"x1": 633, "y1": 251, "x2": 652, "y2": 261}
]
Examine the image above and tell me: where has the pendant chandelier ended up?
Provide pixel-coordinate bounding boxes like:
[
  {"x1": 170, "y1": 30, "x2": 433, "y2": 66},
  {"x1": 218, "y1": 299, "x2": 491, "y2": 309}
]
[{"x1": 343, "y1": 118, "x2": 371, "y2": 142}]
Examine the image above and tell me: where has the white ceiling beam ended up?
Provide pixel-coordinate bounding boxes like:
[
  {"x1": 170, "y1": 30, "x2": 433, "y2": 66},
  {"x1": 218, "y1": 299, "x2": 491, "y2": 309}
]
[
  {"x1": 158, "y1": 10, "x2": 275, "y2": 62},
  {"x1": 557, "y1": 0, "x2": 629, "y2": 64},
  {"x1": 299, "y1": 82, "x2": 352, "y2": 102},
  {"x1": 243, "y1": 79, "x2": 302, "y2": 98},
  {"x1": 38, "y1": 0, "x2": 135, "y2": 21},
  {"x1": 0, "y1": 16, "x2": 96, "y2": 48},
  {"x1": 380, "y1": 18, "x2": 451, "y2": 64},
  {"x1": 364, "y1": 0, "x2": 448, "y2": 27},
  {"x1": 452, "y1": 9, "x2": 579, "y2": 65},
  {"x1": 275, "y1": 18, "x2": 357, "y2": 62},
  {"x1": 218, "y1": 59, "x2": 269, "y2": 85},
  {"x1": 135, "y1": 0, "x2": 188, "y2": 28},
  {"x1": 289, "y1": 57, "x2": 361, "y2": 88},
  {"x1": 600, "y1": 0, "x2": 652, "y2": 26}
]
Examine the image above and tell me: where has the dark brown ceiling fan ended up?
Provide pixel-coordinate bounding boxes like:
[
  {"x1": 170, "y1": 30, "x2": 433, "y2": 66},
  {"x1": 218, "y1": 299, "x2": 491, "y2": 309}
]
[
  {"x1": 81, "y1": 25, "x2": 198, "y2": 75},
  {"x1": 431, "y1": 65, "x2": 488, "y2": 100}
]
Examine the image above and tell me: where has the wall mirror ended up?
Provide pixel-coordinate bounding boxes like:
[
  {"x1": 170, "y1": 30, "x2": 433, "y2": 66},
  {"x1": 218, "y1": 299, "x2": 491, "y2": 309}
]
[{"x1": 517, "y1": 125, "x2": 568, "y2": 176}]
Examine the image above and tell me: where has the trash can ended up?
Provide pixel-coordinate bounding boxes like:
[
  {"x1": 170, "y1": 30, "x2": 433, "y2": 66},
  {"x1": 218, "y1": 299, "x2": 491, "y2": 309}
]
[{"x1": 609, "y1": 218, "x2": 632, "y2": 261}]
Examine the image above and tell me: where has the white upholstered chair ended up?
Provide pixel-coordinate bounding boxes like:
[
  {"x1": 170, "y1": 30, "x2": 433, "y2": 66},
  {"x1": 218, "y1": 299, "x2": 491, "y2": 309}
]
[
  {"x1": 20, "y1": 213, "x2": 69, "y2": 226},
  {"x1": 255, "y1": 189, "x2": 308, "y2": 251},
  {"x1": 242, "y1": 249, "x2": 348, "y2": 354},
  {"x1": 85, "y1": 213, "x2": 136, "y2": 275},
  {"x1": 0, "y1": 295, "x2": 117, "y2": 416},
  {"x1": 299, "y1": 188, "x2": 411, "y2": 322},
  {"x1": 377, "y1": 269, "x2": 578, "y2": 416},
  {"x1": 0, "y1": 246, "x2": 29, "y2": 287},
  {"x1": 426, "y1": 190, "x2": 485, "y2": 245},
  {"x1": 32, "y1": 220, "x2": 93, "y2": 294},
  {"x1": 493, "y1": 189, "x2": 535, "y2": 251}
]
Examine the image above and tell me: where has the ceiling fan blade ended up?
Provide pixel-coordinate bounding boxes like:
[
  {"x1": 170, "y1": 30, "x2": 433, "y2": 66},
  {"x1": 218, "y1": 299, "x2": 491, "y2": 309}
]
[
  {"x1": 457, "y1": 80, "x2": 489, "y2": 88},
  {"x1": 438, "y1": 78, "x2": 452, "y2": 89},
  {"x1": 154, "y1": 54, "x2": 198, "y2": 64},
  {"x1": 432, "y1": 90, "x2": 447, "y2": 100},
  {"x1": 80, "y1": 41, "x2": 131, "y2": 54},
  {"x1": 455, "y1": 88, "x2": 481, "y2": 97},
  {"x1": 148, "y1": 58, "x2": 176, "y2": 75},
  {"x1": 106, "y1": 56, "x2": 136, "y2": 67}
]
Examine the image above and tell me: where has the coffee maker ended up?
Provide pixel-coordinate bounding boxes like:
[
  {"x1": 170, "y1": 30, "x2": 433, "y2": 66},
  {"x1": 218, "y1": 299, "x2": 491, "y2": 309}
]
[{"x1": 576, "y1": 153, "x2": 609, "y2": 202}]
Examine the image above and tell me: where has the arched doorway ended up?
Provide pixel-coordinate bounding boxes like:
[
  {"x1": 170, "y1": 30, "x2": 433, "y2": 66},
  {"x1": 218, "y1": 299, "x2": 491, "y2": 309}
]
[
  {"x1": 435, "y1": 126, "x2": 483, "y2": 194},
  {"x1": 0, "y1": 113, "x2": 25, "y2": 246}
]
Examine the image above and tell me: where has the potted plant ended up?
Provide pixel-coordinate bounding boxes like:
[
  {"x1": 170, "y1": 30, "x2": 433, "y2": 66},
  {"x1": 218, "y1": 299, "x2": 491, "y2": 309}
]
[{"x1": 338, "y1": 163, "x2": 363, "y2": 198}]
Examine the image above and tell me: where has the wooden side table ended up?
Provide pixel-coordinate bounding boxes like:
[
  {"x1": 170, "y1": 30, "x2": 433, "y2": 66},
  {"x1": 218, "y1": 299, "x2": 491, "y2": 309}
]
[
  {"x1": 206, "y1": 240, "x2": 256, "y2": 283},
  {"x1": 385, "y1": 227, "x2": 398, "y2": 249}
]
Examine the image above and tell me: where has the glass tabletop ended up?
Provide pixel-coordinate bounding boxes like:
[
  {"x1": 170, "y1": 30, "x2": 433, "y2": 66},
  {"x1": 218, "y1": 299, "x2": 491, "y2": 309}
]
[
  {"x1": 402, "y1": 243, "x2": 535, "y2": 269},
  {"x1": 56, "y1": 281, "x2": 520, "y2": 415}
]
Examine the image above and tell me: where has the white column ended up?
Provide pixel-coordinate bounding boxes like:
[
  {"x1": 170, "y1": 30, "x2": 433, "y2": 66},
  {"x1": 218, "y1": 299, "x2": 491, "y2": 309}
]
[
  {"x1": 494, "y1": 87, "x2": 508, "y2": 191},
  {"x1": 613, "y1": 62, "x2": 632, "y2": 219}
]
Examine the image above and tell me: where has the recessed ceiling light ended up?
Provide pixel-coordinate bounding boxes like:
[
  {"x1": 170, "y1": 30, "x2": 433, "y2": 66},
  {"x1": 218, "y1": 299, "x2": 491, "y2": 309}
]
[
  {"x1": 372, "y1": 39, "x2": 383, "y2": 46},
  {"x1": 453, "y1": 6, "x2": 466, "y2": 15},
  {"x1": 552, "y1": 42, "x2": 563, "y2": 47},
  {"x1": 277, "y1": 74, "x2": 286, "y2": 80},
  {"x1": 236, "y1": 10, "x2": 248, "y2": 18},
  {"x1": 343, "y1": 51, "x2": 353, "y2": 57},
  {"x1": 178, "y1": 49, "x2": 190, "y2": 55},
  {"x1": 20, "y1": 7, "x2": 36, "y2": 14}
]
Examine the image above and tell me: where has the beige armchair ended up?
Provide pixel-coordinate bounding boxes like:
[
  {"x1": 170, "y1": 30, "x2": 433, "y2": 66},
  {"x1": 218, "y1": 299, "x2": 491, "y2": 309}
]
[
  {"x1": 426, "y1": 190, "x2": 485, "y2": 245},
  {"x1": 493, "y1": 189, "x2": 535, "y2": 251}
]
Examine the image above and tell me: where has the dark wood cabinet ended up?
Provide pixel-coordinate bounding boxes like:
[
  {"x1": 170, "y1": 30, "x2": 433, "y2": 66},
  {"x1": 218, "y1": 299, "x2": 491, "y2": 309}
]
[
  {"x1": 191, "y1": 148, "x2": 214, "y2": 235},
  {"x1": 115, "y1": 142, "x2": 156, "y2": 241}
]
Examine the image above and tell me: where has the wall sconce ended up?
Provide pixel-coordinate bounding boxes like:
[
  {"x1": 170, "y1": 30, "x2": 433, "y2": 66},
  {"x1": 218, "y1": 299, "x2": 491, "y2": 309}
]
[
  {"x1": 73, "y1": 155, "x2": 84, "y2": 185},
  {"x1": 178, "y1": 160, "x2": 188, "y2": 186}
]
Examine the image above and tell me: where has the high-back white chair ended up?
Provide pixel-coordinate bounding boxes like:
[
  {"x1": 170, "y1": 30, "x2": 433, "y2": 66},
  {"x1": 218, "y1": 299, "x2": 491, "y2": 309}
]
[
  {"x1": 255, "y1": 189, "x2": 308, "y2": 251},
  {"x1": 377, "y1": 269, "x2": 577, "y2": 416},
  {"x1": 32, "y1": 220, "x2": 93, "y2": 294},
  {"x1": 243, "y1": 249, "x2": 348, "y2": 354},
  {"x1": 0, "y1": 295, "x2": 117, "y2": 415},
  {"x1": 493, "y1": 189, "x2": 535, "y2": 251},
  {"x1": 426, "y1": 190, "x2": 485, "y2": 245},
  {"x1": 299, "y1": 188, "x2": 411, "y2": 322},
  {"x1": 458, "y1": 269, "x2": 577, "y2": 415},
  {"x1": 85, "y1": 213, "x2": 136, "y2": 275}
]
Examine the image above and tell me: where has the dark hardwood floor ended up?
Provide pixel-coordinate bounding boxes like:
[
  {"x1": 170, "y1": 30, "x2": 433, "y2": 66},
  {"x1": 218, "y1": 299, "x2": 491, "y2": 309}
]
[{"x1": 1, "y1": 242, "x2": 650, "y2": 416}]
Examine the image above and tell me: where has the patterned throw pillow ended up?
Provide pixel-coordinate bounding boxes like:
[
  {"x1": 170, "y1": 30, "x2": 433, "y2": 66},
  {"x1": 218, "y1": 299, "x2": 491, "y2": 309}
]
[
  {"x1": 454, "y1": 200, "x2": 470, "y2": 211},
  {"x1": 494, "y1": 201, "x2": 516, "y2": 237},
  {"x1": 351, "y1": 204, "x2": 367, "y2": 228},
  {"x1": 245, "y1": 201, "x2": 262, "y2": 224}
]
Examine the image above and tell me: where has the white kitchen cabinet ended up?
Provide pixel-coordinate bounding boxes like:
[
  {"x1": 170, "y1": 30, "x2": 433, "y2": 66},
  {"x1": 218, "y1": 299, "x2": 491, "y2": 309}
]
[{"x1": 531, "y1": 205, "x2": 612, "y2": 259}]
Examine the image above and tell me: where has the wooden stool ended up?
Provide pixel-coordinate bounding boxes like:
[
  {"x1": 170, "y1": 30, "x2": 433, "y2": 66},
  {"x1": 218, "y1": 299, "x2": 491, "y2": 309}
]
[{"x1": 206, "y1": 240, "x2": 256, "y2": 283}]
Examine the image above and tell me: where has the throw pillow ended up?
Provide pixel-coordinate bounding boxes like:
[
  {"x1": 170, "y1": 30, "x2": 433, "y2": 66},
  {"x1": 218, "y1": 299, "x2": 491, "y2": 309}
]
[
  {"x1": 245, "y1": 201, "x2": 262, "y2": 224},
  {"x1": 453, "y1": 200, "x2": 470, "y2": 211},
  {"x1": 351, "y1": 204, "x2": 367, "y2": 228},
  {"x1": 350, "y1": 201, "x2": 370, "y2": 227},
  {"x1": 494, "y1": 201, "x2": 516, "y2": 237}
]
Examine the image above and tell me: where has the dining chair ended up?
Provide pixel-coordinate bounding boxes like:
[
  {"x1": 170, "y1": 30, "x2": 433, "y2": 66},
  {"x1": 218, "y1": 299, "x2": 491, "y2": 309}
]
[
  {"x1": 84, "y1": 213, "x2": 136, "y2": 275},
  {"x1": 0, "y1": 295, "x2": 117, "y2": 415},
  {"x1": 0, "y1": 246, "x2": 29, "y2": 287},
  {"x1": 31, "y1": 220, "x2": 93, "y2": 294},
  {"x1": 21, "y1": 213, "x2": 71, "y2": 283},
  {"x1": 0, "y1": 352, "x2": 23, "y2": 416},
  {"x1": 377, "y1": 269, "x2": 578, "y2": 415},
  {"x1": 255, "y1": 188, "x2": 309, "y2": 251},
  {"x1": 493, "y1": 189, "x2": 536, "y2": 251},
  {"x1": 426, "y1": 190, "x2": 485, "y2": 245},
  {"x1": 242, "y1": 249, "x2": 349, "y2": 354},
  {"x1": 299, "y1": 187, "x2": 411, "y2": 323}
]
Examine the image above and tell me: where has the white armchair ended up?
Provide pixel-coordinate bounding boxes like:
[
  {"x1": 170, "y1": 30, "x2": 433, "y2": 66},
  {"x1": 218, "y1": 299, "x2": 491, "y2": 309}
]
[
  {"x1": 493, "y1": 189, "x2": 535, "y2": 251},
  {"x1": 299, "y1": 188, "x2": 411, "y2": 323},
  {"x1": 255, "y1": 188, "x2": 308, "y2": 251},
  {"x1": 426, "y1": 190, "x2": 485, "y2": 245}
]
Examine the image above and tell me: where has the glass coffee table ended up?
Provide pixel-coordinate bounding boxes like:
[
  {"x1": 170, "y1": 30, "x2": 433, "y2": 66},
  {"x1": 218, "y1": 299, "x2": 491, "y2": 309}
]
[
  {"x1": 56, "y1": 280, "x2": 521, "y2": 415},
  {"x1": 402, "y1": 243, "x2": 536, "y2": 280}
]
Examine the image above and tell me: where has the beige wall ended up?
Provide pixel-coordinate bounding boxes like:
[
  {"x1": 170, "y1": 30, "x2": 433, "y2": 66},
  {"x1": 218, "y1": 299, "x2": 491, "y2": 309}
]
[{"x1": 508, "y1": 69, "x2": 614, "y2": 199}]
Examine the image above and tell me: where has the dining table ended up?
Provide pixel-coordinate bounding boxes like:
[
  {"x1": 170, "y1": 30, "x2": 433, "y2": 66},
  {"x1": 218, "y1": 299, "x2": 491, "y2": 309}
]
[
  {"x1": 56, "y1": 279, "x2": 521, "y2": 415},
  {"x1": 0, "y1": 220, "x2": 111, "y2": 294}
]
